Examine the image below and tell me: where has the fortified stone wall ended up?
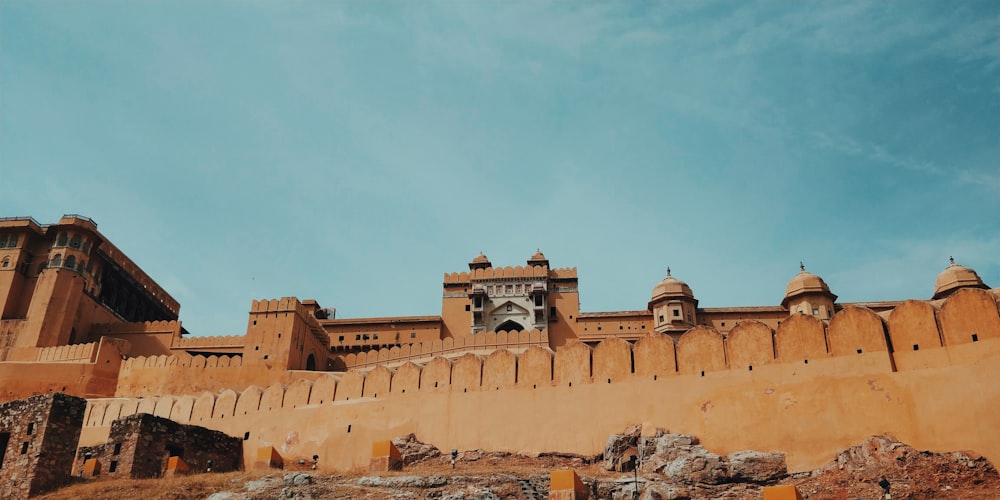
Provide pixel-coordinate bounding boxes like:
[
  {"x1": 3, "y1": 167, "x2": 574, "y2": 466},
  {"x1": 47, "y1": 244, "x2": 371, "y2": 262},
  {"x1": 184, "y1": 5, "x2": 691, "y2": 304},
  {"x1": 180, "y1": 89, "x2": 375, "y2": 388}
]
[
  {"x1": 171, "y1": 334, "x2": 246, "y2": 351},
  {"x1": 0, "y1": 393, "x2": 87, "y2": 499},
  {"x1": 113, "y1": 354, "x2": 332, "y2": 398},
  {"x1": 336, "y1": 328, "x2": 549, "y2": 369},
  {"x1": 32, "y1": 341, "x2": 98, "y2": 362},
  {"x1": 0, "y1": 337, "x2": 129, "y2": 403},
  {"x1": 90, "y1": 320, "x2": 183, "y2": 357},
  {"x1": 76, "y1": 288, "x2": 1000, "y2": 474}
]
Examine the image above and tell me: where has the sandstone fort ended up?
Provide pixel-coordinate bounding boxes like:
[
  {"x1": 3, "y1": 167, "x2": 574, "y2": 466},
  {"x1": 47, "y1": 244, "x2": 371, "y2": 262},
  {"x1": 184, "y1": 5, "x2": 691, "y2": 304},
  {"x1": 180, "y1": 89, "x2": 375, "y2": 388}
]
[{"x1": 0, "y1": 214, "x2": 997, "y2": 496}]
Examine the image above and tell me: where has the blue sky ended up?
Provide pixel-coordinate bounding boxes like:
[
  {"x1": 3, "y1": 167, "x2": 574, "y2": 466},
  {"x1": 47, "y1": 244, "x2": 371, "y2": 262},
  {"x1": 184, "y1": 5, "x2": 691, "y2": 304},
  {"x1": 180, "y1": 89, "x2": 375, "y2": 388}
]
[{"x1": 1, "y1": 1, "x2": 997, "y2": 336}]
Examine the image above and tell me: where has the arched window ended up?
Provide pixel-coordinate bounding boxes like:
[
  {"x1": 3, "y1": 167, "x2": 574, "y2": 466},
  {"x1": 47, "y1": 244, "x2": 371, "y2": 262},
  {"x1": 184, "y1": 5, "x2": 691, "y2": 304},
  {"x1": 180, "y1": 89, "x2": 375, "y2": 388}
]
[
  {"x1": 306, "y1": 354, "x2": 317, "y2": 371},
  {"x1": 50, "y1": 254, "x2": 62, "y2": 267},
  {"x1": 76, "y1": 260, "x2": 85, "y2": 272},
  {"x1": 65, "y1": 255, "x2": 76, "y2": 269},
  {"x1": 69, "y1": 235, "x2": 81, "y2": 249},
  {"x1": 495, "y1": 320, "x2": 525, "y2": 333},
  {"x1": 7, "y1": 235, "x2": 16, "y2": 247},
  {"x1": 56, "y1": 233, "x2": 68, "y2": 247},
  {"x1": 82, "y1": 240, "x2": 90, "y2": 253},
  {"x1": 1, "y1": 257, "x2": 9, "y2": 268},
  {"x1": 0, "y1": 235, "x2": 7, "y2": 247}
]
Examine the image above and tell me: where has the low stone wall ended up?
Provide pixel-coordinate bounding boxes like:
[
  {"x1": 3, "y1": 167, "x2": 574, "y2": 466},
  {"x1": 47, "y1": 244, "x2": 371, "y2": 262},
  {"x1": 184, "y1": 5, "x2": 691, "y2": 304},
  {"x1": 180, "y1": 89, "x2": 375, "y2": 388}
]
[{"x1": 0, "y1": 393, "x2": 87, "y2": 499}]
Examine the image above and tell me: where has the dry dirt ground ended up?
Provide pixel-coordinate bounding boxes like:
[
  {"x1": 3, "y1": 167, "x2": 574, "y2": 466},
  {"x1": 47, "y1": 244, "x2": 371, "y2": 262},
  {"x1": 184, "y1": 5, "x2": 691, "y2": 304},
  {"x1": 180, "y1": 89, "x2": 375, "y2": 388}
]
[{"x1": 37, "y1": 438, "x2": 1000, "y2": 499}]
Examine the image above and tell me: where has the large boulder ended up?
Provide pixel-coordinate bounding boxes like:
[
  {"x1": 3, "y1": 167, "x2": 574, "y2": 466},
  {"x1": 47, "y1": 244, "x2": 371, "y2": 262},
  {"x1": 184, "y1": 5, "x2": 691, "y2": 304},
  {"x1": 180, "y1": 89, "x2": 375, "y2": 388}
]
[
  {"x1": 391, "y1": 433, "x2": 442, "y2": 466},
  {"x1": 727, "y1": 450, "x2": 787, "y2": 483},
  {"x1": 604, "y1": 424, "x2": 642, "y2": 471},
  {"x1": 639, "y1": 432, "x2": 726, "y2": 485}
]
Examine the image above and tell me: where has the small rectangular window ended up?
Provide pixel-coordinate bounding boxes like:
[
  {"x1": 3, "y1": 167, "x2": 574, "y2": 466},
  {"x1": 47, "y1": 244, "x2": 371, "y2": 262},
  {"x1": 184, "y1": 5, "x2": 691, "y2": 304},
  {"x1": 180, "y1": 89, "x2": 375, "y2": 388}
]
[
  {"x1": 465, "y1": 304, "x2": 471, "y2": 311},
  {"x1": 355, "y1": 335, "x2": 361, "y2": 341},
  {"x1": 109, "y1": 460, "x2": 118, "y2": 473},
  {"x1": 658, "y1": 315, "x2": 664, "y2": 323},
  {"x1": 20, "y1": 442, "x2": 29, "y2": 454},
  {"x1": 113, "y1": 443, "x2": 122, "y2": 455},
  {"x1": 0, "y1": 432, "x2": 9, "y2": 469},
  {"x1": 338, "y1": 336, "x2": 344, "y2": 342},
  {"x1": 410, "y1": 332, "x2": 416, "y2": 339},
  {"x1": 812, "y1": 308, "x2": 819, "y2": 315},
  {"x1": 673, "y1": 310, "x2": 679, "y2": 317},
  {"x1": 26, "y1": 423, "x2": 34, "y2": 436}
]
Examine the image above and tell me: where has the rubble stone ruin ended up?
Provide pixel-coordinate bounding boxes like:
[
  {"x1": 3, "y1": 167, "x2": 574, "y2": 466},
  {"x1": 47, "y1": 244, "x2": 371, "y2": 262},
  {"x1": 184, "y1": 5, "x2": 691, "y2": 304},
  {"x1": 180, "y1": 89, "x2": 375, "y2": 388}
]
[
  {"x1": 0, "y1": 393, "x2": 87, "y2": 499},
  {"x1": 75, "y1": 412, "x2": 242, "y2": 479}
]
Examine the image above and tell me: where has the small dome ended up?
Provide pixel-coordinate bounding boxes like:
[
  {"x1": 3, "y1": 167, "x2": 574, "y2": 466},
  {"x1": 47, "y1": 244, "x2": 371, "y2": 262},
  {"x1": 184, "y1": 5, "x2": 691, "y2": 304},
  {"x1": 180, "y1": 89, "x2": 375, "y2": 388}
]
[
  {"x1": 782, "y1": 263, "x2": 836, "y2": 308},
  {"x1": 651, "y1": 268, "x2": 694, "y2": 302},
  {"x1": 530, "y1": 250, "x2": 546, "y2": 262},
  {"x1": 934, "y1": 257, "x2": 988, "y2": 299},
  {"x1": 469, "y1": 252, "x2": 492, "y2": 270}
]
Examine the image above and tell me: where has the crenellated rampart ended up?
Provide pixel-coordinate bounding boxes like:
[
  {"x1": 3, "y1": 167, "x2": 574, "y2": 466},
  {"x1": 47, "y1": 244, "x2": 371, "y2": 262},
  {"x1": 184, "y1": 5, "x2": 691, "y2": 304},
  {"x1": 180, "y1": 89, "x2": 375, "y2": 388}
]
[
  {"x1": 336, "y1": 328, "x2": 548, "y2": 369},
  {"x1": 34, "y1": 342, "x2": 98, "y2": 363},
  {"x1": 92, "y1": 320, "x2": 182, "y2": 336},
  {"x1": 171, "y1": 334, "x2": 246, "y2": 349},
  {"x1": 442, "y1": 266, "x2": 579, "y2": 284},
  {"x1": 75, "y1": 288, "x2": 1000, "y2": 474},
  {"x1": 85, "y1": 288, "x2": 1000, "y2": 421}
]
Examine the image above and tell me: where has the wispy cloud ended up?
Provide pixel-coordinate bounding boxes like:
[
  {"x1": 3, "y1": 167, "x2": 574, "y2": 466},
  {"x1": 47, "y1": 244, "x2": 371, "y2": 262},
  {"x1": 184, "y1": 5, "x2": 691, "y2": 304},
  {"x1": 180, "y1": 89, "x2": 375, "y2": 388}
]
[{"x1": 810, "y1": 131, "x2": 999, "y2": 190}]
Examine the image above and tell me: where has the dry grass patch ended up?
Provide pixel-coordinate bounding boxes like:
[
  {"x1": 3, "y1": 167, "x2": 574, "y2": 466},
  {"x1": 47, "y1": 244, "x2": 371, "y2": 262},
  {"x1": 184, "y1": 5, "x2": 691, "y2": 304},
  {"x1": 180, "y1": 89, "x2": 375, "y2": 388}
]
[{"x1": 36, "y1": 470, "x2": 269, "y2": 500}]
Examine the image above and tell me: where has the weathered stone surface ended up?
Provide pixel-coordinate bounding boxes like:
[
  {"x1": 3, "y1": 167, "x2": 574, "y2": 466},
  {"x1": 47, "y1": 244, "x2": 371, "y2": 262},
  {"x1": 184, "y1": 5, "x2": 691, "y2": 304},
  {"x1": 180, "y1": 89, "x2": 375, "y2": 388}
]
[
  {"x1": 391, "y1": 433, "x2": 441, "y2": 466},
  {"x1": 727, "y1": 450, "x2": 787, "y2": 483},
  {"x1": 439, "y1": 486, "x2": 500, "y2": 499},
  {"x1": 604, "y1": 423, "x2": 642, "y2": 471},
  {"x1": 74, "y1": 412, "x2": 242, "y2": 479},
  {"x1": 0, "y1": 393, "x2": 87, "y2": 500},
  {"x1": 284, "y1": 472, "x2": 314, "y2": 486},
  {"x1": 356, "y1": 475, "x2": 449, "y2": 488},
  {"x1": 639, "y1": 481, "x2": 691, "y2": 500},
  {"x1": 206, "y1": 492, "x2": 248, "y2": 500}
]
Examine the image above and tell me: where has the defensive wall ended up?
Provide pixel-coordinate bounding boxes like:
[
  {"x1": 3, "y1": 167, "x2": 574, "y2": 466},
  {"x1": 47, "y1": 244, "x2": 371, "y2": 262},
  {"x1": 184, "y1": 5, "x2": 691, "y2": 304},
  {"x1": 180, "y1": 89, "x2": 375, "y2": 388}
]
[
  {"x1": 337, "y1": 328, "x2": 549, "y2": 370},
  {"x1": 0, "y1": 337, "x2": 129, "y2": 402},
  {"x1": 78, "y1": 288, "x2": 1000, "y2": 473},
  {"x1": 112, "y1": 329, "x2": 548, "y2": 396},
  {"x1": 170, "y1": 334, "x2": 246, "y2": 353},
  {"x1": 91, "y1": 320, "x2": 183, "y2": 357}
]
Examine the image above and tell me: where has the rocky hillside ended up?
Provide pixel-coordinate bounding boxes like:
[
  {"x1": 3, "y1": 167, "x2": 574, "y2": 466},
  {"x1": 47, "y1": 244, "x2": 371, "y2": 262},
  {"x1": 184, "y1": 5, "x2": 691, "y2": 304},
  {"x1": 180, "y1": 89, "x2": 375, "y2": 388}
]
[{"x1": 38, "y1": 431, "x2": 1000, "y2": 499}]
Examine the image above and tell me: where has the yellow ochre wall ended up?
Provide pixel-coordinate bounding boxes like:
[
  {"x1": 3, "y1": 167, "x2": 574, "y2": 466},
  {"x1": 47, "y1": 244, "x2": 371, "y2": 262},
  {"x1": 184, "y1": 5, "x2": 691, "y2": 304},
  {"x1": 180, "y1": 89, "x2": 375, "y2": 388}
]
[{"x1": 78, "y1": 288, "x2": 1000, "y2": 474}]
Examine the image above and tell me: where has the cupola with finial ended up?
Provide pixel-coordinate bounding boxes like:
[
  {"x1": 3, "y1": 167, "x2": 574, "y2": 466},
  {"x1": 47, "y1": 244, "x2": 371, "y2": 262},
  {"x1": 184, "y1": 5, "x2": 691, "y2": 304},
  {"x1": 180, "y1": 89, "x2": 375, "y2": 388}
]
[
  {"x1": 782, "y1": 262, "x2": 837, "y2": 319},
  {"x1": 933, "y1": 256, "x2": 988, "y2": 299},
  {"x1": 648, "y1": 267, "x2": 698, "y2": 336},
  {"x1": 469, "y1": 251, "x2": 492, "y2": 271},
  {"x1": 527, "y1": 249, "x2": 549, "y2": 268}
]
